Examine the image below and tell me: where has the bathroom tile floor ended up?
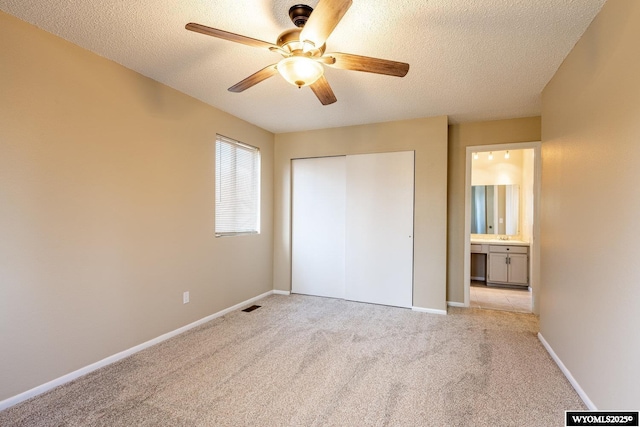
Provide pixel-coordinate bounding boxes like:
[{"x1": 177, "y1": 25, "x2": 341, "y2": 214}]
[{"x1": 470, "y1": 281, "x2": 532, "y2": 313}]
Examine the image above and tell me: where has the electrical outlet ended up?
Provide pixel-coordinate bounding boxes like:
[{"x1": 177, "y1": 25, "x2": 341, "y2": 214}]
[{"x1": 183, "y1": 291, "x2": 190, "y2": 304}]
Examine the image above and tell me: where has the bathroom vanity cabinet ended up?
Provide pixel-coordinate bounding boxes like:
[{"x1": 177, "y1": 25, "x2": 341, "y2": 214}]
[
  {"x1": 471, "y1": 241, "x2": 529, "y2": 287},
  {"x1": 487, "y1": 245, "x2": 528, "y2": 286}
]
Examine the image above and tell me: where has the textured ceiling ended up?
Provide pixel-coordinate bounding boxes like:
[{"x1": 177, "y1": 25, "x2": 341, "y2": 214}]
[{"x1": 0, "y1": 0, "x2": 606, "y2": 133}]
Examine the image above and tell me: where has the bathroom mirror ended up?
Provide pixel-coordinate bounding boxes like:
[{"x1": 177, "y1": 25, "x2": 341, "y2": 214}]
[{"x1": 471, "y1": 184, "x2": 519, "y2": 235}]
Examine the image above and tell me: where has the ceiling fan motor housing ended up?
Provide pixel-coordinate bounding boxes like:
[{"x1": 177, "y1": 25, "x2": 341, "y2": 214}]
[
  {"x1": 277, "y1": 28, "x2": 325, "y2": 56},
  {"x1": 289, "y1": 4, "x2": 313, "y2": 28}
]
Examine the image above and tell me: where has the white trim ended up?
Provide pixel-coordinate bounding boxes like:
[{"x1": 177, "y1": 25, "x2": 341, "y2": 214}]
[
  {"x1": 447, "y1": 301, "x2": 466, "y2": 308},
  {"x1": 0, "y1": 290, "x2": 280, "y2": 411},
  {"x1": 537, "y1": 333, "x2": 597, "y2": 410},
  {"x1": 272, "y1": 290, "x2": 291, "y2": 295},
  {"x1": 412, "y1": 306, "x2": 447, "y2": 315}
]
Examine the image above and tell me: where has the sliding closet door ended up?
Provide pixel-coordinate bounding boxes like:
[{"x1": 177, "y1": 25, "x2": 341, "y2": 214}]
[
  {"x1": 291, "y1": 157, "x2": 346, "y2": 298},
  {"x1": 345, "y1": 151, "x2": 414, "y2": 308}
]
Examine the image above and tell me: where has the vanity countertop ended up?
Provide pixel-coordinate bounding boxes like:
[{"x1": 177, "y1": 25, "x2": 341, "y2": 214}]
[{"x1": 470, "y1": 239, "x2": 530, "y2": 247}]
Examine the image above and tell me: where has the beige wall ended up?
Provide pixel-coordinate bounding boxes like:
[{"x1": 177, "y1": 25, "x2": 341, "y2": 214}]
[
  {"x1": 0, "y1": 11, "x2": 274, "y2": 401},
  {"x1": 274, "y1": 117, "x2": 448, "y2": 311},
  {"x1": 447, "y1": 118, "x2": 541, "y2": 303},
  {"x1": 540, "y1": 0, "x2": 640, "y2": 409}
]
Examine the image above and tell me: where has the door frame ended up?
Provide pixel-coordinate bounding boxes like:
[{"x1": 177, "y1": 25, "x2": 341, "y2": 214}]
[{"x1": 463, "y1": 141, "x2": 542, "y2": 314}]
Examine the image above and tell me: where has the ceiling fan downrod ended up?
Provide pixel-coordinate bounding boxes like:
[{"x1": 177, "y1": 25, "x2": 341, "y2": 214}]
[{"x1": 289, "y1": 4, "x2": 314, "y2": 28}]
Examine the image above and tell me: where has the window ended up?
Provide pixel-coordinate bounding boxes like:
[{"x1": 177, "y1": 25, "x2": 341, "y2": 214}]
[{"x1": 215, "y1": 135, "x2": 260, "y2": 236}]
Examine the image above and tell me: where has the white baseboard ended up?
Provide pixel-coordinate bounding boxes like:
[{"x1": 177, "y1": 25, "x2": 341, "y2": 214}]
[
  {"x1": 537, "y1": 332, "x2": 596, "y2": 410},
  {"x1": 447, "y1": 301, "x2": 466, "y2": 308},
  {"x1": 0, "y1": 290, "x2": 282, "y2": 411},
  {"x1": 272, "y1": 290, "x2": 291, "y2": 295},
  {"x1": 412, "y1": 306, "x2": 447, "y2": 315}
]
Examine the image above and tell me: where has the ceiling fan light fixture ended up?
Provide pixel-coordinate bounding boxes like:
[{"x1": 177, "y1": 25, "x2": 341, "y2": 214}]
[
  {"x1": 277, "y1": 56, "x2": 324, "y2": 88},
  {"x1": 186, "y1": 0, "x2": 408, "y2": 105}
]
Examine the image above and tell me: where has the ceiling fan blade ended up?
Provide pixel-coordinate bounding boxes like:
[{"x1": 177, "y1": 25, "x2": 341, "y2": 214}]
[
  {"x1": 300, "y1": 0, "x2": 352, "y2": 48},
  {"x1": 310, "y1": 76, "x2": 337, "y2": 105},
  {"x1": 314, "y1": 56, "x2": 336, "y2": 65},
  {"x1": 186, "y1": 23, "x2": 280, "y2": 51},
  {"x1": 228, "y1": 64, "x2": 279, "y2": 93},
  {"x1": 326, "y1": 52, "x2": 409, "y2": 77}
]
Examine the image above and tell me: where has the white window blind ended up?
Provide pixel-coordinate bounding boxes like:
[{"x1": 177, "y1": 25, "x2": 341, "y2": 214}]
[{"x1": 215, "y1": 135, "x2": 260, "y2": 236}]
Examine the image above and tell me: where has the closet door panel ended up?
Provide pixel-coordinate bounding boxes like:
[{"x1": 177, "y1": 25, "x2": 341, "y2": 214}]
[
  {"x1": 345, "y1": 151, "x2": 414, "y2": 308},
  {"x1": 291, "y1": 157, "x2": 346, "y2": 298}
]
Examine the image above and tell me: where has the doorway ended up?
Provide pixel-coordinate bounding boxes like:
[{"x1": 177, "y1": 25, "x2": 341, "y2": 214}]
[{"x1": 463, "y1": 142, "x2": 541, "y2": 314}]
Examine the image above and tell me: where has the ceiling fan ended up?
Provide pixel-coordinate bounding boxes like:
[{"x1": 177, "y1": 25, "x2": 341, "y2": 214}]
[{"x1": 185, "y1": 0, "x2": 409, "y2": 105}]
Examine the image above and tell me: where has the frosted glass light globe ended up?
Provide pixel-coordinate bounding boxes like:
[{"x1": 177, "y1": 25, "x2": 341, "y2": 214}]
[{"x1": 277, "y1": 56, "x2": 324, "y2": 88}]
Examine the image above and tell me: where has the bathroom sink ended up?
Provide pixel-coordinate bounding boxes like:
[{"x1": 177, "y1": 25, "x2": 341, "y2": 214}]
[{"x1": 470, "y1": 238, "x2": 529, "y2": 246}]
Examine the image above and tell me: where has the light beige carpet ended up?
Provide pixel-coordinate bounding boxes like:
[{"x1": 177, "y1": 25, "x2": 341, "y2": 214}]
[{"x1": 0, "y1": 294, "x2": 584, "y2": 426}]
